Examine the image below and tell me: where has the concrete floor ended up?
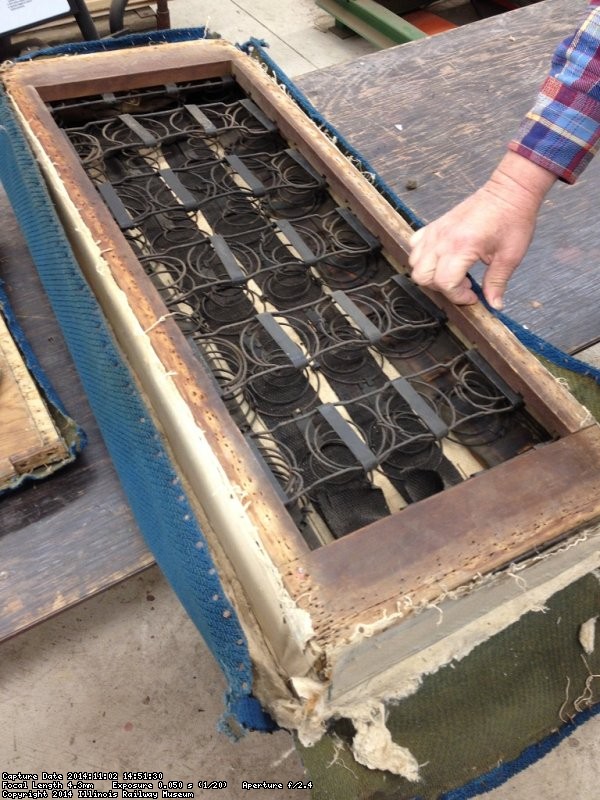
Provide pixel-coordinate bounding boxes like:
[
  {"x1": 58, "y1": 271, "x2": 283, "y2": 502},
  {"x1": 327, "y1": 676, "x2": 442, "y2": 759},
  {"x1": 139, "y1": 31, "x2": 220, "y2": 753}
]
[{"x1": 1, "y1": 0, "x2": 598, "y2": 797}]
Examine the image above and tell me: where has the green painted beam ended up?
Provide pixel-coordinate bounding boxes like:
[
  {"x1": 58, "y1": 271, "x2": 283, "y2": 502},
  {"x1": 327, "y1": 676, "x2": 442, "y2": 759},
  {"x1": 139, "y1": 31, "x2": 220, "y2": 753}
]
[{"x1": 317, "y1": 0, "x2": 427, "y2": 47}]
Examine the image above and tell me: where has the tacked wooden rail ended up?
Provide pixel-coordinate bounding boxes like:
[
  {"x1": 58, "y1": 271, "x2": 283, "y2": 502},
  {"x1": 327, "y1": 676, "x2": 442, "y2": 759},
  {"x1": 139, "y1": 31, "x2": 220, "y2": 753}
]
[{"x1": 4, "y1": 41, "x2": 599, "y2": 696}]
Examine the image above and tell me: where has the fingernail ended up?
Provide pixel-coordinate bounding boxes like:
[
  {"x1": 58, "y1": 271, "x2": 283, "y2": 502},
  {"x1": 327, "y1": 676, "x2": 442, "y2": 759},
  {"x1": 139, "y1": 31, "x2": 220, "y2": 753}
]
[{"x1": 490, "y1": 297, "x2": 504, "y2": 311}]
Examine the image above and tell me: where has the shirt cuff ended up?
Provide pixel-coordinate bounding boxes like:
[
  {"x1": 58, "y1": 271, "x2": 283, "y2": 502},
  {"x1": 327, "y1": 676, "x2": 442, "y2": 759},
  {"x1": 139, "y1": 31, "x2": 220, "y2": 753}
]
[{"x1": 509, "y1": 75, "x2": 600, "y2": 184}]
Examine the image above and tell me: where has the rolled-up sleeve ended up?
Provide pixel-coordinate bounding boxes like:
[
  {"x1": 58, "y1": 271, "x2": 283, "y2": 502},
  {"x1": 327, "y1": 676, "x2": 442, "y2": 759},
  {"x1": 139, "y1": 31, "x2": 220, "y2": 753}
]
[{"x1": 509, "y1": 1, "x2": 600, "y2": 183}]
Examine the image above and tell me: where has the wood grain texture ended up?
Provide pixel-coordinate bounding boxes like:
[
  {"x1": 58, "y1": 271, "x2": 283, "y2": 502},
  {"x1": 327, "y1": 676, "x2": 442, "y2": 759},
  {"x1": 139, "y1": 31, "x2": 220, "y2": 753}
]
[
  {"x1": 7, "y1": 41, "x2": 235, "y2": 101},
  {"x1": 0, "y1": 189, "x2": 152, "y2": 642},
  {"x1": 296, "y1": 0, "x2": 600, "y2": 353},
  {"x1": 285, "y1": 424, "x2": 600, "y2": 644},
  {"x1": 0, "y1": 309, "x2": 69, "y2": 487}
]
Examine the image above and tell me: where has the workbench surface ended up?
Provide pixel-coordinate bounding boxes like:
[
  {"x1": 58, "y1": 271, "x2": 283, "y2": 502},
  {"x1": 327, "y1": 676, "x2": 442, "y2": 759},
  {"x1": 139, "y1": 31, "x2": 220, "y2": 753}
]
[
  {"x1": 297, "y1": 0, "x2": 600, "y2": 355},
  {"x1": 1, "y1": 0, "x2": 597, "y2": 640}
]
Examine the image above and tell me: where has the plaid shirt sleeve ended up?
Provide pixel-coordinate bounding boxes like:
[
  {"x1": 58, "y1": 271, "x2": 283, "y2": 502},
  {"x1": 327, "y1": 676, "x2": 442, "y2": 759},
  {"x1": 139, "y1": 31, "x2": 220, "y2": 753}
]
[{"x1": 508, "y1": 1, "x2": 600, "y2": 183}]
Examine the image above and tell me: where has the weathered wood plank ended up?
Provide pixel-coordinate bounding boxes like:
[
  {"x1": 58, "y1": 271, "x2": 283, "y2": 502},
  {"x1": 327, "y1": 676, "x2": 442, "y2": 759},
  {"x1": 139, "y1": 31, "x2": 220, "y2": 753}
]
[
  {"x1": 285, "y1": 424, "x2": 600, "y2": 642},
  {"x1": 0, "y1": 308, "x2": 68, "y2": 488},
  {"x1": 10, "y1": 41, "x2": 234, "y2": 101}
]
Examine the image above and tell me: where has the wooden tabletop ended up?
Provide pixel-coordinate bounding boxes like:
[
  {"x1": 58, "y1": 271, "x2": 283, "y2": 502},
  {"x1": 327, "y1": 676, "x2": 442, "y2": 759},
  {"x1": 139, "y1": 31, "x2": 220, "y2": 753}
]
[
  {"x1": 297, "y1": 0, "x2": 600, "y2": 355},
  {"x1": 0, "y1": 188, "x2": 153, "y2": 643}
]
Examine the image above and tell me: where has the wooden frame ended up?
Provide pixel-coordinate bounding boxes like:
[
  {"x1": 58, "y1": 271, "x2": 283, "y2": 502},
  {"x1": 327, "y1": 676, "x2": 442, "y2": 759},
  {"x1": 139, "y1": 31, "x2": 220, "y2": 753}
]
[
  {"x1": 0, "y1": 308, "x2": 69, "y2": 487},
  {"x1": 3, "y1": 41, "x2": 599, "y2": 711}
]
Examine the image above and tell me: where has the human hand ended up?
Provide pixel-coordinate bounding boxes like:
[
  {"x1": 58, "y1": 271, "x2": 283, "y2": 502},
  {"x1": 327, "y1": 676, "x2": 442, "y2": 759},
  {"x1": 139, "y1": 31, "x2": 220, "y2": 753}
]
[{"x1": 408, "y1": 152, "x2": 556, "y2": 310}]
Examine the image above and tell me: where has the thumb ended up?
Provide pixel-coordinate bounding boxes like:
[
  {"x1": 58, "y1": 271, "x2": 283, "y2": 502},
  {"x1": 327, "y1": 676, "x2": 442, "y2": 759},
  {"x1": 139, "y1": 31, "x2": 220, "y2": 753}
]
[
  {"x1": 482, "y1": 258, "x2": 518, "y2": 311},
  {"x1": 409, "y1": 227, "x2": 425, "y2": 248}
]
